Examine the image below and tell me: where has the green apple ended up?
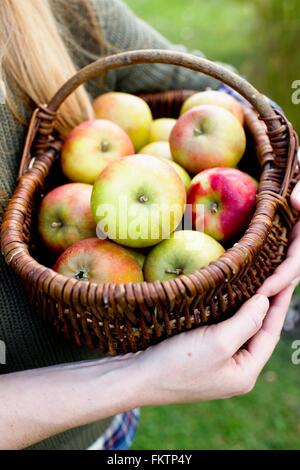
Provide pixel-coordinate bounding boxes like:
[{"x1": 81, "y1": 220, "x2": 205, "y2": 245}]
[
  {"x1": 91, "y1": 155, "x2": 186, "y2": 248},
  {"x1": 144, "y1": 230, "x2": 224, "y2": 282},
  {"x1": 93, "y1": 92, "x2": 153, "y2": 151},
  {"x1": 140, "y1": 141, "x2": 172, "y2": 160},
  {"x1": 167, "y1": 161, "x2": 191, "y2": 192},
  {"x1": 38, "y1": 183, "x2": 96, "y2": 254},
  {"x1": 149, "y1": 118, "x2": 176, "y2": 142},
  {"x1": 61, "y1": 119, "x2": 134, "y2": 184},
  {"x1": 54, "y1": 238, "x2": 144, "y2": 283},
  {"x1": 180, "y1": 90, "x2": 244, "y2": 124}
]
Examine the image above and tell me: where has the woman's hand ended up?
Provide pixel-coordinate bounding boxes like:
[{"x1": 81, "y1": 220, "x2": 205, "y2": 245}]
[
  {"x1": 2, "y1": 187, "x2": 298, "y2": 450},
  {"x1": 258, "y1": 181, "x2": 300, "y2": 297},
  {"x1": 136, "y1": 183, "x2": 300, "y2": 407},
  {"x1": 1, "y1": 289, "x2": 294, "y2": 449},
  {"x1": 137, "y1": 288, "x2": 294, "y2": 406}
]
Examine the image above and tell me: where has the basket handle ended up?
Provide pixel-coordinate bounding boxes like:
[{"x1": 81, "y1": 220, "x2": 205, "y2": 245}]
[
  {"x1": 19, "y1": 49, "x2": 299, "y2": 190},
  {"x1": 49, "y1": 50, "x2": 276, "y2": 118}
]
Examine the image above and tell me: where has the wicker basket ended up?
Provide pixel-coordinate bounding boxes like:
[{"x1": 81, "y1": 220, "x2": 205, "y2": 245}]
[{"x1": 1, "y1": 50, "x2": 299, "y2": 355}]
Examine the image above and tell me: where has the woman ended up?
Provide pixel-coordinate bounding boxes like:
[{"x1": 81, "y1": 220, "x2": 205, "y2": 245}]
[{"x1": 0, "y1": 0, "x2": 299, "y2": 450}]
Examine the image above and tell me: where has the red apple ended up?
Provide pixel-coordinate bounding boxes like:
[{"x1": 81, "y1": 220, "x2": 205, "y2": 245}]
[
  {"x1": 61, "y1": 119, "x2": 134, "y2": 184},
  {"x1": 38, "y1": 183, "x2": 96, "y2": 254},
  {"x1": 93, "y1": 92, "x2": 153, "y2": 151},
  {"x1": 180, "y1": 90, "x2": 244, "y2": 124},
  {"x1": 187, "y1": 168, "x2": 257, "y2": 242},
  {"x1": 170, "y1": 105, "x2": 246, "y2": 175},
  {"x1": 53, "y1": 238, "x2": 144, "y2": 283}
]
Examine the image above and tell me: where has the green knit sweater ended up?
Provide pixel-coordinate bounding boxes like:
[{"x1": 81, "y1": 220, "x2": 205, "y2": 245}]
[{"x1": 0, "y1": 0, "x2": 222, "y2": 450}]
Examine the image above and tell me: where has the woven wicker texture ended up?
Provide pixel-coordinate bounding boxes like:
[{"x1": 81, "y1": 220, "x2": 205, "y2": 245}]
[{"x1": 1, "y1": 50, "x2": 299, "y2": 354}]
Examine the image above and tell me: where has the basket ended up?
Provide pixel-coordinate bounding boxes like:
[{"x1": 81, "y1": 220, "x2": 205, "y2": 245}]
[{"x1": 1, "y1": 50, "x2": 299, "y2": 355}]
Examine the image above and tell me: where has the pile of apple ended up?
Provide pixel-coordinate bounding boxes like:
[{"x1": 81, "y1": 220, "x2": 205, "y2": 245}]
[{"x1": 38, "y1": 90, "x2": 258, "y2": 284}]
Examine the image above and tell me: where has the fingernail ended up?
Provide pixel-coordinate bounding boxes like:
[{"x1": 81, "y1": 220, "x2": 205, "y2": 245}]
[{"x1": 252, "y1": 294, "x2": 269, "y2": 311}]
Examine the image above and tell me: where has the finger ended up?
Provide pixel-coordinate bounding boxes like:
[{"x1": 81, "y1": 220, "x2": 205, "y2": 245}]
[
  {"x1": 212, "y1": 294, "x2": 269, "y2": 355},
  {"x1": 246, "y1": 284, "x2": 294, "y2": 373},
  {"x1": 258, "y1": 260, "x2": 300, "y2": 297},
  {"x1": 290, "y1": 181, "x2": 300, "y2": 211}
]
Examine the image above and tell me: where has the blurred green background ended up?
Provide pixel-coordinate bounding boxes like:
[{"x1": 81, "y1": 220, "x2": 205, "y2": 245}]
[
  {"x1": 127, "y1": 0, "x2": 300, "y2": 133},
  {"x1": 126, "y1": 0, "x2": 300, "y2": 450}
]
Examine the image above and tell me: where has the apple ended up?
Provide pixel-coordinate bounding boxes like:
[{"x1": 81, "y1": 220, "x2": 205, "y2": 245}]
[
  {"x1": 91, "y1": 155, "x2": 186, "y2": 248},
  {"x1": 180, "y1": 90, "x2": 244, "y2": 124},
  {"x1": 93, "y1": 92, "x2": 153, "y2": 151},
  {"x1": 139, "y1": 144, "x2": 191, "y2": 191},
  {"x1": 170, "y1": 105, "x2": 246, "y2": 175},
  {"x1": 187, "y1": 167, "x2": 257, "y2": 242},
  {"x1": 61, "y1": 119, "x2": 134, "y2": 184},
  {"x1": 54, "y1": 238, "x2": 144, "y2": 283},
  {"x1": 140, "y1": 141, "x2": 172, "y2": 160},
  {"x1": 38, "y1": 183, "x2": 96, "y2": 254},
  {"x1": 167, "y1": 161, "x2": 191, "y2": 192},
  {"x1": 149, "y1": 118, "x2": 176, "y2": 142},
  {"x1": 144, "y1": 230, "x2": 224, "y2": 282},
  {"x1": 127, "y1": 248, "x2": 146, "y2": 269}
]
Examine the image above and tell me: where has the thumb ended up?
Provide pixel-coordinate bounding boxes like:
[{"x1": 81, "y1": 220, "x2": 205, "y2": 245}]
[{"x1": 212, "y1": 295, "x2": 269, "y2": 356}]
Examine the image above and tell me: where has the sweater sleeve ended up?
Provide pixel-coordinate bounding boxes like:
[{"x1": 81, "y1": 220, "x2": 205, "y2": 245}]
[
  {"x1": 92, "y1": 0, "x2": 233, "y2": 93},
  {"x1": 0, "y1": 104, "x2": 26, "y2": 218}
]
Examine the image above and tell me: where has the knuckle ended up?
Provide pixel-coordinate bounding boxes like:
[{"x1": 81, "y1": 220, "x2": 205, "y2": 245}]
[
  {"x1": 248, "y1": 311, "x2": 263, "y2": 332},
  {"x1": 236, "y1": 375, "x2": 257, "y2": 396},
  {"x1": 214, "y1": 336, "x2": 231, "y2": 358}
]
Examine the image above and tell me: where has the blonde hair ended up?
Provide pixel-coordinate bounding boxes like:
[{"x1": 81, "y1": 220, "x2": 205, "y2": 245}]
[{"x1": 0, "y1": 0, "x2": 105, "y2": 136}]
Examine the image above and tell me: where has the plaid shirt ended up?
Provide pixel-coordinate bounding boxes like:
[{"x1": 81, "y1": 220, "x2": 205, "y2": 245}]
[
  {"x1": 218, "y1": 83, "x2": 281, "y2": 111},
  {"x1": 87, "y1": 409, "x2": 140, "y2": 450}
]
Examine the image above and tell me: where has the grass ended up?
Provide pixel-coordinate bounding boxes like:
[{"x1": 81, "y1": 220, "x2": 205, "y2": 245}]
[
  {"x1": 132, "y1": 336, "x2": 300, "y2": 450},
  {"x1": 125, "y1": 0, "x2": 300, "y2": 450}
]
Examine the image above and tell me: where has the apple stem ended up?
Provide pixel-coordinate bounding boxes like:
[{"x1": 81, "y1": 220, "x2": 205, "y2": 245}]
[
  {"x1": 101, "y1": 140, "x2": 110, "y2": 152},
  {"x1": 210, "y1": 202, "x2": 219, "y2": 215},
  {"x1": 51, "y1": 221, "x2": 63, "y2": 229},
  {"x1": 194, "y1": 127, "x2": 204, "y2": 137},
  {"x1": 75, "y1": 269, "x2": 89, "y2": 281},
  {"x1": 138, "y1": 194, "x2": 148, "y2": 203},
  {"x1": 165, "y1": 268, "x2": 183, "y2": 276}
]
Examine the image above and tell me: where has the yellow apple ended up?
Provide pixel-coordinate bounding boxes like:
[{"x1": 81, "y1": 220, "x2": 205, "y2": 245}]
[
  {"x1": 93, "y1": 92, "x2": 153, "y2": 151},
  {"x1": 149, "y1": 118, "x2": 176, "y2": 142},
  {"x1": 61, "y1": 119, "x2": 134, "y2": 184},
  {"x1": 140, "y1": 141, "x2": 172, "y2": 160}
]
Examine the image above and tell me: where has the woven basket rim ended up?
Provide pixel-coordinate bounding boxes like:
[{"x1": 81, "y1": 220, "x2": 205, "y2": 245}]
[
  {"x1": 2, "y1": 104, "x2": 294, "y2": 309},
  {"x1": 1, "y1": 49, "x2": 298, "y2": 314}
]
